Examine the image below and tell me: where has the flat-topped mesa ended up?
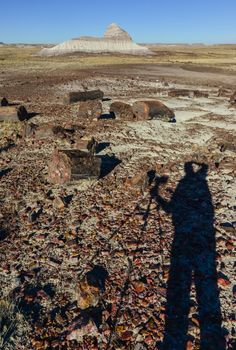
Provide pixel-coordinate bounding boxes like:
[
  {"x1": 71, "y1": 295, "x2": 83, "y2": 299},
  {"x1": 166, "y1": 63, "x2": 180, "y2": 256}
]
[{"x1": 39, "y1": 23, "x2": 152, "y2": 56}]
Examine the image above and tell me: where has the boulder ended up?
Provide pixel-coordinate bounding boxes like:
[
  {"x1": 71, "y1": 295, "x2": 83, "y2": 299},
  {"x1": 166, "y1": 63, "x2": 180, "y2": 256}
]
[{"x1": 132, "y1": 100, "x2": 175, "y2": 122}]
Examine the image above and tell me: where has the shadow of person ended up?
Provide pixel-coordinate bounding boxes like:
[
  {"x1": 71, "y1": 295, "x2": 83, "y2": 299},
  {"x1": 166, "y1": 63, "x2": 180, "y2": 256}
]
[{"x1": 151, "y1": 162, "x2": 225, "y2": 350}]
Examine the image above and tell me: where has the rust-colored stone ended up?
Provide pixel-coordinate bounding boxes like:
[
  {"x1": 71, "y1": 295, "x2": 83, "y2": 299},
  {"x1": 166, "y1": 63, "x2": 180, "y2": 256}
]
[
  {"x1": 110, "y1": 101, "x2": 135, "y2": 120},
  {"x1": 48, "y1": 149, "x2": 102, "y2": 184},
  {"x1": 77, "y1": 100, "x2": 102, "y2": 119},
  {"x1": 77, "y1": 136, "x2": 98, "y2": 153},
  {"x1": 132, "y1": 100, "x2": 175, "y2": 122}
]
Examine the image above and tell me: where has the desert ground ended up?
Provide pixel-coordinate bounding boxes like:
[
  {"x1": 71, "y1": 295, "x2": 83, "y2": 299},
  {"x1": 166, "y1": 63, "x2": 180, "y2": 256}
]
[{"x1": 0, "y1": 44, "x2": 235, "y2": 349}]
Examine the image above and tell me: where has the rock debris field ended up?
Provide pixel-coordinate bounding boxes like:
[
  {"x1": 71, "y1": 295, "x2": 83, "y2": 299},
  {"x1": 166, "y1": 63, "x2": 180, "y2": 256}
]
[{"x1": 0, "y1": 64, "x2": 235, "y2": 350}]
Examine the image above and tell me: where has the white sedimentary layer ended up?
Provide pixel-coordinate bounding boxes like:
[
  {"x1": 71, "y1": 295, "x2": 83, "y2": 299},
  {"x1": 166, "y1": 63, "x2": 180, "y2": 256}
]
[{"x1": 39, "y1": 23, "x2": 152, "y2": 56}]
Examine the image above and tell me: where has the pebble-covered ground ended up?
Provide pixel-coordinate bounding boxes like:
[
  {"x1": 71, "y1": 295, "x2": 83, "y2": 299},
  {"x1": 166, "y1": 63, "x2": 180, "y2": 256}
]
[{"x1": 0, "y1": 65, "x2": 235, "y2": 350}]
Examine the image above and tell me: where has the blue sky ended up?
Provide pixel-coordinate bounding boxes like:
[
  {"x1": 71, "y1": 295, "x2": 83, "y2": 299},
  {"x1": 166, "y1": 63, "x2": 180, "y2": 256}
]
[{"x1": 1, "y1": 0, "x2": 236, "y2": 44}]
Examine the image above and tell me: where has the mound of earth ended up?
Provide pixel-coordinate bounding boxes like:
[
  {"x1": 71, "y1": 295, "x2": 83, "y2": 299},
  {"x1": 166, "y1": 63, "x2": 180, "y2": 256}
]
[{"x1": 39, "y1": 23, "x2": 152, "y2": 56}]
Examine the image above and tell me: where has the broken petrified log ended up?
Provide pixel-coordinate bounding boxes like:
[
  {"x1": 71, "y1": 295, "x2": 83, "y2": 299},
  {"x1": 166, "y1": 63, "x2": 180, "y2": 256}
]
[
  {"x1": 77, "y1": 100, "x2": 102, "y2": 119},
  {"x1": 0, "y1": 105, "x2": 28, "y2": 122},
  {"x1": 63, "y1": 90, "x2": 104, "y2": 104},
  {"x1": 23, "y1": 123, "x2": 74, "y2": 139},
  {"x1": 1, "y1": 97, "x2": 9, "y2": 106},
  {"x1": 110, "y1": 101, "x2": 135, "y2": 120},
  {"x1": 168, "y1": 89, "x2": 208, "y2": 98},
  {"x1": 168, "y1": 89, "x2": 192, "y2": 97},
  {"x1": 77, "y1": 136, "x2": 98, "y2": 154},
  {"x1": 132, "y1": 100, "x2": 175, "y2": 122},
  {"x1": 48, "y1": 149, "x2": 102, "y2": 184},
  {"x1": 218, "y1": 87, "x2": 232, "y2": 97}
]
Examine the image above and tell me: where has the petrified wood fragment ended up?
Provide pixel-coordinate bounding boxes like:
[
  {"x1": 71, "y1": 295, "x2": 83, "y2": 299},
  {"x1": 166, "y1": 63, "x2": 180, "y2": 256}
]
[
  {"x1": 63, "y1": 90, "x2": 104, "y2": 104},
  {"x1": 77, "y1": 100, "x2": 102, "y2": 119},
  {"x1": 23, "y1": 123, "x2": 76, "y2": 140},
  {"x1": 132, "y1": 100, "x2": 175, "y2": 122},
  {"x1": 110, "y1": 101, "x2": 135, "y2": 120},
  {"x1": 48, "y1": 149, "x2": 102, "y2": 184},
  {"x1": 77, "y1": 136, "x2": 98, "y2": 154}
]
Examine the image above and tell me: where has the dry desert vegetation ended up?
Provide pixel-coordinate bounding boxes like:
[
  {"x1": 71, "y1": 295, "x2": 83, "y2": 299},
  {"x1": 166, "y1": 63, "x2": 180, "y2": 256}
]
[{"x1": 0, "y1": 43, "x2": 235, "y2": 350}]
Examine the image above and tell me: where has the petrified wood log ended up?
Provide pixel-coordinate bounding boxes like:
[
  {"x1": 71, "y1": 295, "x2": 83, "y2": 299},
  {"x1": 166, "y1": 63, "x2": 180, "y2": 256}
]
[
  {"x1": 0, "y1": 105, "x2": 28, "y2": 122},
  {"x1": 23, "y1": 123, "x2": 76, "y2": 140},
  {"x1": 64, "y1": 90, "x2": 104, "y2": 104},
  {"x1": 1, "y1": 97, "x2": 9, "y2": 106},
  {"x1": 48, "y1": 149, "x2": 102, "y2": 184},
  {"x1": 77, "y1": 137, "x2": 98, "y2": 154},
  {"x1": 168, "y1": 89, "x2": 192, "y2": 97},
  {"x1": 132, "y1": 100, "x2": 175, "y2": 122},
  {"x1": 193, "y1": 90, "x2": 209, "y2": 98},
  {"x1": 77, "y1": 100, "x2": 102, "y2": 119},
  {"x1": 110, "y1": 101, "x2": 135, "y2": 120}
]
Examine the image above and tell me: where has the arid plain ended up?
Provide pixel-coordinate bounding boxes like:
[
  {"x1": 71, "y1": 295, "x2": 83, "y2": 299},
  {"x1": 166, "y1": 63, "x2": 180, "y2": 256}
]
[{"x1": 0, "y1": 44, "x2": 235, "y2": 349}]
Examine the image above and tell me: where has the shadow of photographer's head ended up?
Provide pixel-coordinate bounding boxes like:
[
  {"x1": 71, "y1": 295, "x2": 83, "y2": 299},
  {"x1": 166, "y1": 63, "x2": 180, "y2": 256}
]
[{"x1": 184, "y1": 161, "x2": 208, "y2": 177}]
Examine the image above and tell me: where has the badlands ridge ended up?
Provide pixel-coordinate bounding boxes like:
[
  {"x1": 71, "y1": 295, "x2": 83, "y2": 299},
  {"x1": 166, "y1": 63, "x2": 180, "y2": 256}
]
[{"x1": 39, "y1": 23, "x2": 152, "y2": 56}]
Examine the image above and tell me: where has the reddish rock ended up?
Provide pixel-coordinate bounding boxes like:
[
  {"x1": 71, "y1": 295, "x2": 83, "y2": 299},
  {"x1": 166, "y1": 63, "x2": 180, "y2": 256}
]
[
  {"x1": 218, "y1": 277, "x2": 231, "y2": 287},
  {"x1": 110, "y1": 101, "x2": 135, "y2": 120},
  {"x1": 132, "y1": 100, "x2": 175, "y2": 122},
  {"x1": 77, "y1": 100, "x2": 102, "y2": 119},
  {"x1": 77, "y1": 136, "x2": 98, "y2": 153},
  {"x1": 48, "y1": 149, "x2": 102, "y2": 184}
]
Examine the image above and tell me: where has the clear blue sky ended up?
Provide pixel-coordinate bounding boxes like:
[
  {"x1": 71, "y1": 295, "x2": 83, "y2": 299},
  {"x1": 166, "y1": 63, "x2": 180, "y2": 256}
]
[{"x1": 1, "y1": 0, "x2": 236, "y2": 44}]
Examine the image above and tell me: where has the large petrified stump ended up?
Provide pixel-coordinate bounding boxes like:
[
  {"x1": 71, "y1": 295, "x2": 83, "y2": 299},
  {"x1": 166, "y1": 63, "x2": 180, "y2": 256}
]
[
  {"x1": 0, "y1": 105, "x2": 28, "y2": 122},
  {"x1": 63, "y1": 90, "x2": 104, "y2": 104},
  {"x1": 132, "y1": 100, "x2": 175, "y2": 122},
  {"x1": 48, "y1": 150, "x2": 102, "y2": 184},
  {"x1": 77, "y1": 100, "x2": 102, "y2": 119},
  {"x1": 110, "y1": 101, "x2": 135, "y2": 120}
]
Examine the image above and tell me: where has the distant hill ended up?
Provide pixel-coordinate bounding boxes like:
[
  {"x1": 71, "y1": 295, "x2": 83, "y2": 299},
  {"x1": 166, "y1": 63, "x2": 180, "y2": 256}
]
[{"x1": 39, "y1": 23, "x2": 153, "y2": 56}]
